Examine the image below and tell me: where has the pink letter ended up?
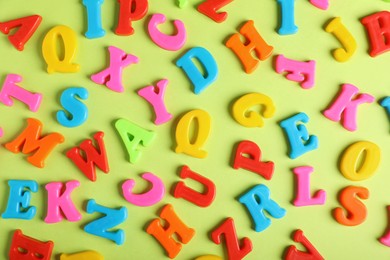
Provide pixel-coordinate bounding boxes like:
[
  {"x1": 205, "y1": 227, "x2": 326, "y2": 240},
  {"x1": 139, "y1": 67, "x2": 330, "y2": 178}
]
[
  {"x1": 309, "y1": 0, "x2": 328, "y2": 10},
  {"x1": 379, "y1": 206, "x2": 390, "y2": 247},
  {"x1": 275, "y1": 55, "x2": 316, "y2": 89},
  {"x1": 147, "y1": 13, "x2": 186, "y2": 51},
  {"x1": 122, "y1": 172, "x2": 165, "y2": 207},
  {"x1": 137, "y1": 79, "x2": 173, "y2": 125},
  {"x1": 44, "y1": 180, "x2": 82, "y2": 223},
  {"x1": 0, "y1": 74, "x2": 42, "y2": 112},
  {"x1": 323, "y1": 84, "x2": 374, "y2": 131},
  {"x1": 293, "y1": 166, "x2": 326, "y2": 207},
  {"x1": 91, "y1": 46, "x2": 139, "y2": 93}
]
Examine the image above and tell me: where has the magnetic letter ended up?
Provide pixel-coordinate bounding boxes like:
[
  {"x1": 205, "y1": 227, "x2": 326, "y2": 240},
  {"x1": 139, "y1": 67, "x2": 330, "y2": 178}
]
[
  {"x1": 137, "y1": 79, "x2": 173, "y2": 125},
  {"x1": 4, "y1": 118, "x2": 64, "y2": 168},
  {"x1": 84, "y1": 199, "x2": 128, "y2": 245},
  {"x1": 279, "y1": 112, "x2": 318, "y2": 159},
  {"x1": 339, "y1": 141, "x2": 381, "y2": 181},
  {"x1": 42, "y1": 25, "x2": 80, "y2": 73},
  {"x1": 211, "y1": 218, "x2": 253, "y2": 260},
  {"x1": 277, "y1": 0, "x2": 298, "y2": 35},
  {"x1": 333, "y1": 186, "x2": 369, "y2": 226},
  {"x1": 9, "y1": 230, "x2": 53, "y2": 260},
  {"x1": 175, "y1": 109, "x2": 211, "y2": 159},
  {"x1": 173, "y1": 165, "x2": 216, "y2": 207},
  {"x1": 115, "y1": 0, "x2": 148, "y2": 36},
  {"x1": 147, "y1": 13, "x2": 186, "y2": 51},
  {"x1": 0, "y1": 74, "x2": 42, "y2": 112},
  {"x1": 309, "y1": 0, "x2": 328, "y2": 10},
  {"x1": 146, "y1": 204, "x2": 195, "y2": 258},
  {"x1": 56, "y1": 87, "x2": 89, "y2": 128},
  {"x1": 232, "y1": 92, "x2": 275, "y2": 127},
  {"x1": 0, "y1": 15, "x2": 42, "y2": 51},
  {"x1": 275, "y1": 55, "x2": 316, "y2": 89},
  {"x1": 239, "y1": 184, "x2": 286, "y2": 232},
  {"x1": 82, "y1": 0, "x2": 105, "y2": 39},
  {"x1": 60, "y1": 251, "x2": 104, "y2": 260},
  {"x1": 293, "y1": 166, "x2": 326, "y2": 206},
  {"x1": 361, "y1": 11, "x2": 390, "y2": 57},
  {"x1": 122, "y1": 172, "x2": 165, "y2": 206},
  {"x1": 91, "y1": 46, "x2": 139, "y2": 93},
  {"x1": 45, "y1": 180, "x2": 82, "y2": 223},
  {"x1": 226, "y1": 20, "x2": 273, "y2": 74},
  {"x1": 325, "y1": 17, "x2": 357, "y2": 62},
  {"x1": 233, "y1": 140, "x2": 274, "y2": 180},
  {"x1": 197, "y1": 0, "x2": 233, "y2": 23},
  {"x1": 323, "y1": 84, "x2": 374, "y2": 131},
  {"x1": 285, "y1": 229, "x2": 324, "y2": 260},
  {"x1": 176, "y1": 47, "x2": 218, "y2": 94},
  {"x1": 379, "y1": 206, "x2": 390, "y2": 247},
  {"x1": 2, "y1": 180, "x2": 38, "y2": 220},
  {"x1": 66, "y1": 132, "x2": 109, "y2": 182},
  {"x1": 114, "y1": 118, "x2": 156, "y2": 163}
]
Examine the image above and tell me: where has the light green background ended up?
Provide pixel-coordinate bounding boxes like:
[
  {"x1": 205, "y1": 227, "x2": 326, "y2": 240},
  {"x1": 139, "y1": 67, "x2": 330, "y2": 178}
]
[{"x1": 1, "y1": 0, "x2": 390, "y2": 259}]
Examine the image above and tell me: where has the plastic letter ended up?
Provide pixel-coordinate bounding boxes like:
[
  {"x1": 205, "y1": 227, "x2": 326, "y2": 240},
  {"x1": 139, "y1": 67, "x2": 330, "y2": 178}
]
[
  {"x1": 146, "y1": 204, "x2": 195, "y2": 258},
  {"x1": 147, "y1": 13, "x2": 186, "y2": 51},
  {"x1": 175, "y1": 109, "x2": 211, "y2": 158},
  {"x1": 9, "y1": 230, "x2": 53, "y2": 260},
  {"x1": 173, "y1": 165, "x2": 216, "y2": 207},
  {"x1": 115, "y1": 0, "x2": 148, "y2": 36},
  {"x1": 233, "y1": 140, "x2": 274, "y2": 180},
  {"x1": 114, "y1": 118, "x2": 156, "y2": 163},
  {"x1": 82, "y1": 0, "x2": 105, "y2": 39},
  {"x1": 333, "y1": 186, "x2": 369, "y2": 226},
  {"x1": 309, "y1": 0, "x2": 328, "y2": 10},
  {"x1": 339, "y1": 141, "x2": 381, "y2": 181},
  {"x1": 66, "y1": 132, "x2": 109, "y2": 182},
  {"x1": 277, "y1": 0, "x2": 298, "y2": 35},
  {"x1": 379, "y1": 206, "x2": 390, "y2": 247},
  {"x1": 275, "y1": 55, "x2": 316, "y2": 89},
  {"x1": 60, "y1": 251, "x2": 104, "y2": 260},
  {"x1": 176, "y1": 47, "x2": 218, "y2": 94},
  {"x1": 137, "y1": 79, "x2": 173, "y2": 125},
  {"x1": 4, "y1": 118, "x2": 64, "y2": 168},
  {"x1": 293, "y1": 166, "x2": 326, "y2": 206},
  {"x1": 84, "y1": 199, "x2": 128, "y2": 245},
  {"x1": 57, "y1": 87, "x2": 89, "y2": 128},
  {"x1": 232, "y1": 93, "x2": 275, "y2": 127},
  {"x1": 361, "y1": 11, "x2": 390, "y2": 57},
  {"x1": 197, "y1": 0, "x2": 233, "y2": 23},
  {"x1": 226, "y1": 20, "x2": 273, "y2": 74},
  {"x1": 239, "y1": 184, "x2": 286, "y2": 232},
  {"x1": 0, "y1": 74, "x2": 42, "y2": 112},
  {"x1": 211, "y1": 218, "x2": 253, "y2": 260},
  {"x1": 323, "y1": 84, "x2": 374, "y2": 131},
  {"x1": 91, "y1": 46, "x2": 139, "y2": 93},
  {"x1": 285, "y1": 229, "x2": 324, "y2": 260},
  {"x1": 42, "y1": 25, "x2": 80, "y2": 73},
  {"x1": 0, "y1": 15, "x2": 42, "y2": 51},
  {"x1": 279, "y1": 112, "x2": 318, "y2": 159},
  {"x1": 45, "y1": 180, "x2": 82, "y2": 223},
  {"x1": 325, "y1": 17, "x2": 357, "y2": 62},
  {"x1": 2, "y1": 180, "x2": 38, "y2": 220},
  {"x1": 122, "y1": 172, "x2": 165, "y2": 206}
]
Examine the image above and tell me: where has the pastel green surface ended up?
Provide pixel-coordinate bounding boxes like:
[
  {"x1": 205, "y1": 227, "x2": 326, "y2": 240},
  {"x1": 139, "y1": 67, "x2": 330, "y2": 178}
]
[{"x1": 0, "y1": 0, "x2": 390, "y2": 259}]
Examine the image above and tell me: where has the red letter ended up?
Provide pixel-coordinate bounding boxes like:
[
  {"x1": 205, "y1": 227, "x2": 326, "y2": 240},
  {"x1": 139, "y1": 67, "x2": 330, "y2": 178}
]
[
  {"x1": 173, "y1": 165, "x2": 216, "y2": 207},
  {"x1": 211, "y1": 218, "x2": 253, "y2": 260},
  {"x1": 233, "y1": 140, "x2": 274, "y2": 180},
  {"x1": 361, "y1": 11, "x2": 390, "y2": 57},
  {"x1": 197, "y1": 0, "x2": 233, "y2": 23},
  {"x1": 9, "y1": 229, "x2": 53, "y2": 260},
  {"x1": 285, "y1": 229, "x2": 324, "y2": 260},
  {"x1": 66, "y1": 132, "x2": 109, "y2": 182},
  {"x1": 115, "y1": 0, "x2": 148, "y2": 35}
]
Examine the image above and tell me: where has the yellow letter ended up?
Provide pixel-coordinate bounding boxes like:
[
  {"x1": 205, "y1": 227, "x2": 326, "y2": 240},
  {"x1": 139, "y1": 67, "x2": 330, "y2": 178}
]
[
  {"x1": 42, "y1": 25, "x2": 80, "y2": 73},
  {"x1": 232, "y1": 93, "x2": 275, "y2": 127},
  {"x1": 175, "y1": 109, "x2": 211, "y2": 158},
  {"x1": 340, "y1": 141, "x2": 381, "y2": 181},
  {"x1": 194, "y1": 255, "x2": 223, "y2": 260},
  {"x1": 60, "y1": 250, "x2": 104, "y2": 260}
]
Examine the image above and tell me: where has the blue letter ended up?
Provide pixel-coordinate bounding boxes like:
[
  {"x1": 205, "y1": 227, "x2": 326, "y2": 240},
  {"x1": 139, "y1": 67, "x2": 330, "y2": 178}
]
[
  {"x1": 277, "y1": 0, "x2": 298, "y2": 35},
  {"x1": 82, "y1": 0, "x2": 105, "y2": 39},
  {"x1": 56, "y1": 87, "x2": 88, "y2": 128}
]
